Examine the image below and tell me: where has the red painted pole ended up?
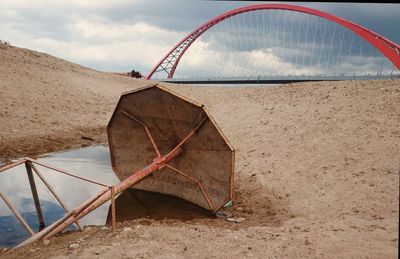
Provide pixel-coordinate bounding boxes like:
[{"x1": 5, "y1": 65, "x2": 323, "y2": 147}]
[{"x1": 15, "y1": 147, "x2": 183, "y2": 247}]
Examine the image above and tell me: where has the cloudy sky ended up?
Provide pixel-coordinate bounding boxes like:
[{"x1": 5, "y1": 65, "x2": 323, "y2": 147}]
[{"x1": 0, "y1": 0, "x2": 399, "y2": 76}]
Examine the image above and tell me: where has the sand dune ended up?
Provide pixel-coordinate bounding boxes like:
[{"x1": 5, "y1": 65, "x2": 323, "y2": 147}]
[
  {"x1": 0, "y1": 43, "x2": 152, "y2": 160},
  {"x1": 1, "y1": 43, "x2": 399, "y2": 258}
]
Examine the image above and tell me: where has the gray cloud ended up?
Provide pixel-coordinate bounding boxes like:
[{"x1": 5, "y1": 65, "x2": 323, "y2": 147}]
[{"x1": 0, "y1": 1, "x2": 398, "y2": 75}]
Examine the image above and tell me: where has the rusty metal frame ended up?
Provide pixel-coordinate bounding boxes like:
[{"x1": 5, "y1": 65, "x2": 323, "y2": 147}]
[
  {"x1": 13, "y1": 107, "x2": 208, "y2": 248},
  {"x1": 108, "y1": 84, "x2": 234, "y2": 211},
  {"x1": 110, "y1": 186, "x2": 116, "y2": 230},
  {"x1": 120, "y1": 108, "x2": 214, "y2": 210},
  {"x1": 25, "y1": 161, "x2": 45, "y2": 231},
  {"x1": 2, "y1": 84, "x2": 234, "y2": 249},
  {"x1": 165, "y1": 164, "x2": 214, "y2": 210},
  {"x1": 121, "y1": 109, "x2": 161, "y2": 158},
  {"x1": 0, "y1": 191, "x2": 35, "y2": 236},
  {"x1": 0, "y1": 157, "x2": 114, "y2": 244},
  {"x1": 202, "y1": 107, "x2": 235, "y2": 211},
  {"x1": 25, "y1": 157, "x2": 110, "y2": 187},
  {"x1": 28, "y1": 162, "x2": 82, "y2": 230},
  {"x1": 0, "y1": 159, "x2": 26, "y2": 173}
]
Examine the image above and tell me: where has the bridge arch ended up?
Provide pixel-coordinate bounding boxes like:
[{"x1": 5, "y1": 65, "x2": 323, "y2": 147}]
[{"x1": 145, "y1": 3, "x2": 400, "y2": 80}]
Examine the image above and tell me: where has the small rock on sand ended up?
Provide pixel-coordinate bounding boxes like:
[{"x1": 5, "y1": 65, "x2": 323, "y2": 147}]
[
  {"x1": 215, "y1": 210, "x2": 233, "y2": 218},
  {"x1": 226, "y1": 217, "x2": 245, "y2": 223},
  {"x1": 69, "y1": 243, "x2": 79, "y2": 250},
  {"x1": 42, "y1": 239, "x2": 50, "y2": 246}
]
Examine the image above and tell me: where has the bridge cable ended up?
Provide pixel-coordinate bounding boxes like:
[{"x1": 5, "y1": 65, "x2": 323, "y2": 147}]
[
  {"x1": 262, "y1": 10, "x2": 267, "y2": 78},
  {"x1": 295, "y1": 12, "x2": 301, "y2": 75},
  {"x1": 345, "y1": 27, "x2": 355, "y2": 76},
  {"x1": 303, "y1": 14, "x2": 310, "y2": 74},
  {"x1": 310, "y1": 16, "x2": 318, "y2": 72},
  {"x1": 257, "y1": 11, "x2": 263, "y2": 78},
  {"x1": 318, "y1": 20, "x2": 327, "y2": 75},
  {"x1": 357, "y1": 36, "x2": 364, "y2": 76},
  {"x1": 335, "y1": 29, "x2": 346, "y2": 75},
  {"x1": 326, "y1": 23, "x2": 336, "y2": 76}
]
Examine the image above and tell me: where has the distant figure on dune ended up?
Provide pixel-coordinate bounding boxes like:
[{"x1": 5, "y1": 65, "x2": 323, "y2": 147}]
[{"x1": 130, "y1": 69, "x2": 142, "y2": 78}]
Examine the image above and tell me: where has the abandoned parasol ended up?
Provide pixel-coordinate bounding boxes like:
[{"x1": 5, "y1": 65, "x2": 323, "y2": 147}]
[
  {"x1": 107, "y1": 84, "x2": 235, "y2": 212},
  {"x1": 14, "y1": 83, "x2": 235, "y2": 248}
]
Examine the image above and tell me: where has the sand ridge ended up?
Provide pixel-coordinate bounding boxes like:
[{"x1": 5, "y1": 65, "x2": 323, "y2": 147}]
[
  {"x1": 1, "y1": 44, "x2": 399, "y2": 258},
  {"x1": 0, "y1": 43, "x2": 152, "y2": 161}
]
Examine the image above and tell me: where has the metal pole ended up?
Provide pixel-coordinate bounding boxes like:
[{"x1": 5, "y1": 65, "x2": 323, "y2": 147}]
[
  {"x1": 15, "y1": 188, "x2": 110, "y2": 248},
  {"x1": 17, "y1": 148, "x2": 182, "y2": 246},
  {"x1": 25, "y1": 162, "x2": 45, "y2": 231},
  {"x1": 0, "y1": 159, "x2": 26, "y2": 173},
  {"x1": 0, "y1": 191, "x2": 35, "y2": 236},
  {"x1": 25, "y1": 158, "x2": 109, "y2": 187},
  {"x1": 29, "y1": 162, "x2": 82, "y2": 230},
  {"x1": 166, "y1": 164, "x2": 214, "y2": 211},
  {"x1": 111, "y1": 187, "x2": 116, "y2": 231},
  {"x1": 16, "y1": 111, "x2": 207, "y2": 248}
]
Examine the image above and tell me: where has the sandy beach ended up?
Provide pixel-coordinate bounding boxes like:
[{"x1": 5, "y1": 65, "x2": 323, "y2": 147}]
[{"x1": 1, "y1": 43, "x2": 399, "y2": 258}]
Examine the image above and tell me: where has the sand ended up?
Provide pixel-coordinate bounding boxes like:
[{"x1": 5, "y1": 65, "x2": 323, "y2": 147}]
[
  {"x1": 0, "y1": 43, "x2": 152, "y2": 161},
  {"x1": 1, "y1": 43, "x2": 399, "y2": 258}
]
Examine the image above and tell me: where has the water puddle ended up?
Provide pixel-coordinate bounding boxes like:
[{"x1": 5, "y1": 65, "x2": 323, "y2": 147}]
[{"x1": 0, "y1": 145, "x2": 212, "y2": 248}]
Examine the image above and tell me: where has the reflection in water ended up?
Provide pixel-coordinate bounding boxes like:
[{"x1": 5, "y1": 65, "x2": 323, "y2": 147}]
[
  {"x1": 0, "y1": 145, "x2": 214, "y2": 247},
  {"x1": 0, "y1": 145, "x2": 119, "y2": 247},
  {"x1": 0, "y1": 199, "x2": 66, "y2": 247}
]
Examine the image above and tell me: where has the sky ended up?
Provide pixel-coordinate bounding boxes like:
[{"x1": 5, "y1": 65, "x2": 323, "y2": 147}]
[{"x1": 0, "y1": 0, "x2": 399, "y2": 76}]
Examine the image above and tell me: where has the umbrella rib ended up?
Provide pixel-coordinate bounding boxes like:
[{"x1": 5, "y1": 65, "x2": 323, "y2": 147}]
[
  {"x1": 167, "y1": 115, "x2": 207, "y2": 157},
  {"x1": 165, "y1": 164, "x2": 214, "y2": 211},
  {"x1": 119, "y1": 101, "x2": 216, "y2": 212},
  {"x1": 121, "y1": 109, "x2": 161, "y2": 158}
]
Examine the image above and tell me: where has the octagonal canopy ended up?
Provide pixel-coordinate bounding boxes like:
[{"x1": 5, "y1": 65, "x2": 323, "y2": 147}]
[{"x1": 107, "y1": 84, "x2": 234, "y2": 212}]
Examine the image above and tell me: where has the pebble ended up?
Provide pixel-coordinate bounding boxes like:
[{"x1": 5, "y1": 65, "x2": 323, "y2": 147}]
[
  {"x1": 84, "y1": 226, "x2": 92, "y2": 231},
  {"x1": 122, "y1": 227, "x2": 133, "y2": 232},
  {"x1": 215, "y1": 210, "x2": 233, "y2": 218},
  {"x1": 226, "y1": 217, "x2": 245, "y2": 223},
  {"x1": 43, "y1": 239, "x2": 50, "y2": 246},
  {"x1": 100, "y1": 226, "x2": 109, "y2": 230},
  {"x1": 69, "y1": 243, "x2": 80, "y2": 250}
]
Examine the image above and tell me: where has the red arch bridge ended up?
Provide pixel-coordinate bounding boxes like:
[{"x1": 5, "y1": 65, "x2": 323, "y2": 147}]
[{"x1": 145, "y1": 4, "x2": 400, "y2": 84}]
